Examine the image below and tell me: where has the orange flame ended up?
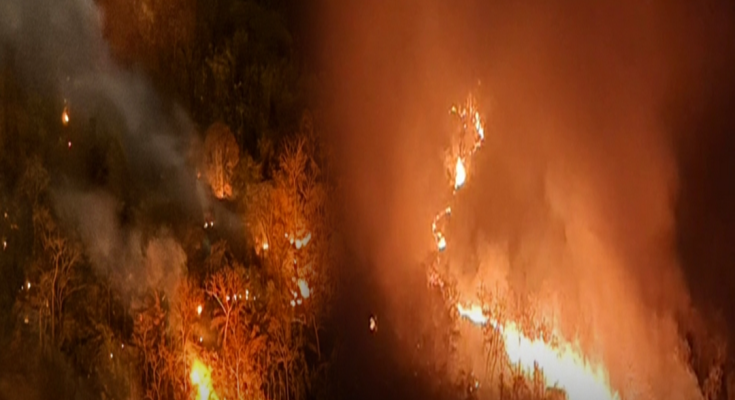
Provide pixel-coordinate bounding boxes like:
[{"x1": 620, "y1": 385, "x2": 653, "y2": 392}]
[
  {"x1": 431, "y1": 95, "x2": 620, "y2": 400},
  {"x1": 190, "y1": 358, "x2": 219, "y2": 400},
  {"x1": 61, "y1": 107, "x2": 70, "y2": 126},
  {"x1": 457, "y1": 303, "x2": 619, "y2": 400}
]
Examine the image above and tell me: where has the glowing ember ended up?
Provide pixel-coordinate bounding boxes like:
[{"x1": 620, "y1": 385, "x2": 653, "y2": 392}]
[
  {"x1": 437, "y1": 235, "x2": 447, "y2": 252},
  {"x1": 190, "y1": 358, "x2": 219, "y2": 400},
  {"x1": 262, "y1": 242, "x2": 269, "y2": 251},
  {"x1": 197, "y1": 305, "x2": 203, "y2": 316},
  {"x1": 474, "y1": 111, "x2": 484, "y2": 141},
  {"x1": 369, "y1": 315, "x2": 378, "y2": 333},
  {"x1": 2, "y1": 240, "x2": 6, "y2": 250},
  {"x1": 454, "y1": 158, "x2": 466, "y2": 190},
  {"x1": 26, "y1": 281, "x2": 31, "y2": 290},
  {"x1": 61, "y1": 107, "x2": 70, "y2": 126},
  {"x1": 67, "y1": 141, "x2": 72, "y2": 149},
  {"x1": 297, "y1": 279, "x2": 310, "y2": 299}
]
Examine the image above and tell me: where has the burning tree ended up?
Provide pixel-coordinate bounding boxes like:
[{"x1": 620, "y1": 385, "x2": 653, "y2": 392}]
[
  {"x1": 199, "y1": 248, "x2": 266, "y2": 400},
  {"x1": 169, "y1": 278, "x2": 205, "y2": 399},
  {"x1": 423, "y1": 93, "x2": 621, "y2": 400},
  {"x1": 203, "y1": 122, "x2": 240, "y2": 200},
  {"x1": 241, "y1": 129, "x2": 335, "y2": 400}
]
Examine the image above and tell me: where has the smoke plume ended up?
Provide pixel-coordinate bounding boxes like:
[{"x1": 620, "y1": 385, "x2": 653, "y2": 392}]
[{"x1": 0, "y1": 0, "x2": 210, "y2": 300}]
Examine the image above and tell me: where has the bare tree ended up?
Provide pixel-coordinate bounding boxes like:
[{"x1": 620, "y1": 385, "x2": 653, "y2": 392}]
[
  {"x1": 132, "y1": 291, "x2": 169, "y2": 400},
  {"x1": 29, "y1": 205, "x2": 82, "y2": 348},
  {"x1": 205, "y1": 263, "x2": 265, "y2": 399},
  {"x1": 169, "y1": 277, "x2": 204, "y2": 398}
]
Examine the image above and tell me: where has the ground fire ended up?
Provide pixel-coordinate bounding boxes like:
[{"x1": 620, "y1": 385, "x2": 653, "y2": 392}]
[
  {"x1": 190, "y1": 358, "x2": 219, "y2": 400},
  {"x1": 429, "y1": 94, "x2": 620, "y2": 400}
]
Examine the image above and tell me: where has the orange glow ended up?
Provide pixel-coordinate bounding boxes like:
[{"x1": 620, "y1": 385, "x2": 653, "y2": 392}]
[
  {"x1": 297, "y1": 278, "x2": 311, "y2": 299},
  {"x1": 457, "y1": 303, "x2": 619, "y2": 400},
  {"x1": 432, "y1": 95, "x2": 619, "y2": 400},
  {"x1": 190, "y1": 358, "x2": 219, "y2": 400}
]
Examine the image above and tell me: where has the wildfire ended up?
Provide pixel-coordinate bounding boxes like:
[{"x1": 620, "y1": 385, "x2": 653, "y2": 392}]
[
  {"x1": 457, "y1": 303, "x2": 619, "y2": 400},
  {"x1": 455, "y1": 158, "x2": 466, "y2": 190},
  {"x1": 190, "y1": 358, "x2": 219, "y2": 400},
  {"x1": 430, "y1": 94, "x2": 619, "y2": 400}
]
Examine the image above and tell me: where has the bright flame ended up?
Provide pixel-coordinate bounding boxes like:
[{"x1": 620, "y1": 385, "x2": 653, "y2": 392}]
[
  {"x1": 197, "y1": 305, "x2": 203, "y2": 316},
  {"x1": 430, "y1": 95, "x2": 619, "y2": 400},
  {"x1": 457, "y1": 303, "x2": 488, "y2": 325},
  {"x1": 297, "y1": 279, "x2": 311, "y2": 299},
  {"x1": 190, "y1": 358, "x2": 219, "y2": 400},
  {"x1": 61, "y1": 107, "x2": 70, "y2": 126},
  {"x1": 457, "y1": 303, "x2": 619, "y2": 400},
  {"x1": 454, "y1": 158, "x2": 466, "y2": 190}
]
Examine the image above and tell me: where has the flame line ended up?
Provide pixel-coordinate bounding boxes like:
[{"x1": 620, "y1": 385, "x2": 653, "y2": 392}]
[{"x1": 427, "y1": 94, "x2": 620, "y2": 400}]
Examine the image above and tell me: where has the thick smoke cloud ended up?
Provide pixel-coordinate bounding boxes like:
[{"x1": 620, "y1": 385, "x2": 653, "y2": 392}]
[
  {"x1": 318, "y1": 0, "x2": 725, "y2": 398},
  {"x1": 54, "y1": 190, "x2": 187, "y2": 304},
  {"x1": 0, "y1": 0, "x2": 213, "y2": 300}
]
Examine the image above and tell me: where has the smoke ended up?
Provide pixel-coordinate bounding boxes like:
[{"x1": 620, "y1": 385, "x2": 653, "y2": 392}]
[
  {"x1": 319, "y1": 0, "x2": 725, "y2": 398},
  {"x1": 53, "y1": 190, "x2": 186, "y2": 305},
  {"x1": 0, "y1": 0, "x2": 214, "y2": 298}
]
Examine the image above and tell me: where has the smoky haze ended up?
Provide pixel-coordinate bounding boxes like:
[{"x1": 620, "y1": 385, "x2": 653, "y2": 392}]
[
  {"x1": 318, "y1": 0, "x2": 729, "y2": 398},
  {"x1": 0, "y1": 0, "x2": 223, "y2": 304}
]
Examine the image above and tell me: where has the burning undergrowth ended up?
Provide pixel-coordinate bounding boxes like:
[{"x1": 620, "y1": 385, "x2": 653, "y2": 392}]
[
  {"x1": 418, "y1": 91, "x2": 706, "y2": 399},
  {"x1": 317, "y1": 1, "x2": 727, "y2": 398}
]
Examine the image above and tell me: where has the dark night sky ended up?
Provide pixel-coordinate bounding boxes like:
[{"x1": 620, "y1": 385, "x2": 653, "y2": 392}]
[{"x1": 677, "y1": 40, "x2": 735, "y2": 339}]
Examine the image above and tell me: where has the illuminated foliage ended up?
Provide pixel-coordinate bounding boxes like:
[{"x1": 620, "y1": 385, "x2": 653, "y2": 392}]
[
  {"x1": 132, "y1": 291, "x2": 170, "y2": 400},
  {"x1": 203, "y1": 122, "x2": 240, "y2": 200}
]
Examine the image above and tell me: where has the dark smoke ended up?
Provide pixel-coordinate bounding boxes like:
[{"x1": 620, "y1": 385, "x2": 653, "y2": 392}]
[{"x1": 0, "y1": 0, "x2": 213, "y2": 396}]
